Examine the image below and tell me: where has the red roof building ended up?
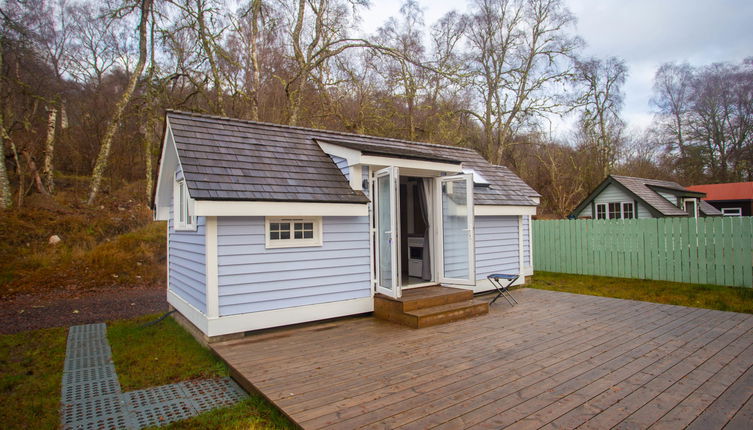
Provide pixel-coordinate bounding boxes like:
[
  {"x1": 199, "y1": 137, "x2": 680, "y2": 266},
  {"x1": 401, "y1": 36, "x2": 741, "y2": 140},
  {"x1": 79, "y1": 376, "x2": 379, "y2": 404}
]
[{"x1": 686, "y1": 182, "x2": 753, "y2": 216}]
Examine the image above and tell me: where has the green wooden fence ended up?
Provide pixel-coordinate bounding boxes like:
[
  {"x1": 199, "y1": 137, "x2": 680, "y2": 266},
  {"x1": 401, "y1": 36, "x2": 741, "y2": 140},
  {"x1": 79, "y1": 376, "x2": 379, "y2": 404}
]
[{"x1": 533, "y1": 217, "x2": 753, "y2": 287}]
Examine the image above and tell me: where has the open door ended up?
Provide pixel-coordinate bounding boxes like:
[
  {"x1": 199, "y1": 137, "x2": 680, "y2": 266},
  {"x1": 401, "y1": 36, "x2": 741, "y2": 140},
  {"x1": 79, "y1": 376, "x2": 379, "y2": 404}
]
[
  {"x1": 436, "y1": 174, "x2": 475, "y2": 285},
  {"x1": 374, "y1": 166, "x2": 401, "y2": 297}
]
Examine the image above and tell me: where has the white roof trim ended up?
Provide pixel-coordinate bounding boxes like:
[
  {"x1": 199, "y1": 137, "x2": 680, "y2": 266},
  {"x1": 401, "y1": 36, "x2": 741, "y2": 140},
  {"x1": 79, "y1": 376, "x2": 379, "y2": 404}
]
[
  {"x1": 193, "y1": 200, "x2": 368, "y2": 217},
  {"x1": 316, "y1": 140, "x2": 462, "y2": 174},
  {"x1": 475, "y1": 205, "x2": 537, "y2": 216}
]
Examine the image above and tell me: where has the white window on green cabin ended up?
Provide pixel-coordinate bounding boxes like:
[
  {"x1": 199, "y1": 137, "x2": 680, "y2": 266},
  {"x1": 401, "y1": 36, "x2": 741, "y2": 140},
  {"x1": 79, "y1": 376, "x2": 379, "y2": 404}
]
[
  {"x1": 596, "y1": 203, "x2": 607, "y2": 219},
  {"x1": 622, "y1": 202, "x2": 635, "y2": 219}
]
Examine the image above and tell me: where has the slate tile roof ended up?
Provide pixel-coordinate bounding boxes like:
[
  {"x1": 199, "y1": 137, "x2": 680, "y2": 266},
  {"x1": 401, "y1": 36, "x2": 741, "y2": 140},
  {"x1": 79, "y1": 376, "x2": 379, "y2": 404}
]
[
  {"x1": 610, "y1": 175, "x2": 721, "y2": 216},
  {"x1": 166, "y1": 111, "x2": 539, "y2": 206}
]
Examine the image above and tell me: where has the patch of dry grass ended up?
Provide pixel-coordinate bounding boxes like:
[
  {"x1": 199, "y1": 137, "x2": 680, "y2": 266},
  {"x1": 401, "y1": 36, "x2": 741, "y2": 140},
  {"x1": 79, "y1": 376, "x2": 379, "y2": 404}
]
[
  {"x1": 0, "y1": 181, "x2": 166, "y2": 297},
  {"x1": 529, "y1": 271, "x2": 753, "y2": 313}
]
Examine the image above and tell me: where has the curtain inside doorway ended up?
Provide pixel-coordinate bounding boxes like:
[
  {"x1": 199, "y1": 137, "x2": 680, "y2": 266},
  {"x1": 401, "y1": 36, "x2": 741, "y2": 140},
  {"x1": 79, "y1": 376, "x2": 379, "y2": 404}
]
[{"x1": 417, "y1": 179, "x2": 432, "y2": 281}]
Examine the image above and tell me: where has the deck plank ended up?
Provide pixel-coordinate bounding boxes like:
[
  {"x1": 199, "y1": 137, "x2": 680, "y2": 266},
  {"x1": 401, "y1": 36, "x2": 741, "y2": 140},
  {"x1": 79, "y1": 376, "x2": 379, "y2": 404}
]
[{"x1": 211, "y1": 288, "x2": 753, "y2": 429}]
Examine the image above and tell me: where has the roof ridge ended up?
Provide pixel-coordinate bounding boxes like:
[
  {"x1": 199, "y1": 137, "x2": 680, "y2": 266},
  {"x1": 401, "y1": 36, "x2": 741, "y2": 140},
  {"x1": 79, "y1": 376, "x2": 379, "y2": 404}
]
[
  {"x1": 611, "y1": 174, "x2": 684, "y2": 187},
  {"x1": 166, "y1": 109, "x2": 477, "y2": 153}
]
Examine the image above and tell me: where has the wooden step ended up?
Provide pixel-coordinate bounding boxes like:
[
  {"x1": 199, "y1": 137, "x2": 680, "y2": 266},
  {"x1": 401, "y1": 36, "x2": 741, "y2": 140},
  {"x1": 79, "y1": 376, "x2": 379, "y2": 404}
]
[
  {"x1": 374, "y1": 285, "x2": 489, "y2": 328},
  {"x1": 375, "y1": 286, "x2": 473, "y2": 312},
  {"x1": 405, "y1": 299, "x2": 489, "y2": 328}
]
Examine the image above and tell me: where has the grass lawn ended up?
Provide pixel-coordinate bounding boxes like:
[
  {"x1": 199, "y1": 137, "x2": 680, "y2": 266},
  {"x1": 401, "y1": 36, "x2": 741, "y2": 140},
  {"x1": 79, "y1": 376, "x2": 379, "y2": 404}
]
[
  {"x1": 528, "y1": 271, "x2": 753, "y2": 313},
  {"x1": 0, "y1": 326, "x2": 67, "y2": 429},
  {"x1": 0, "y1": 313, "x2": 295, "y2": 430}
]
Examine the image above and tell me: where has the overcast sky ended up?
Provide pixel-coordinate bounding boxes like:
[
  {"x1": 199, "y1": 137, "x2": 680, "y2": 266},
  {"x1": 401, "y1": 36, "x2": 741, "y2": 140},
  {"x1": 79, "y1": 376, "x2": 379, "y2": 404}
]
[{"x1": 359, "y1": 0, "x2": 753, "y2": 137}]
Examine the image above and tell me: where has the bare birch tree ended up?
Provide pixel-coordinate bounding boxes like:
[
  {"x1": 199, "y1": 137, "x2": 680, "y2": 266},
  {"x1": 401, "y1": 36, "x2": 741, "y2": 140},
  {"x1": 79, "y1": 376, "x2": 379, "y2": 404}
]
[
  {"x1": 0, "y1": 43, "x2": 10, "y2": 209},
  {"x1": 464, "y1": 0, "x2": 580, "y2": 164},
  {"x1": 280, "y1": 0, "x2": 370, "y2": 125},
  {"x1": 87, "y1": 0, "x2": 153, "y2": 205},
  {"x1": 42, "y1": 106, "x2": 58, "y2": 192},
  {"x1": 374, "y1": 0, "x2": 426, "y2": 140},
  {"x1": 574, "y1": 56, "x2": 627, "y2": 177}
]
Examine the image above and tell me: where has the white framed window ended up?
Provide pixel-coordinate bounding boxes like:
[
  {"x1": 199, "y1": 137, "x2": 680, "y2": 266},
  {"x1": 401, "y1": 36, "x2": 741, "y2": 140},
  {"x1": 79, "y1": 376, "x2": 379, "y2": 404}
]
[
  {"x1": 608, "y1": 202, "x2": 621, "y2": 219},
  {"x1": 622, "y1": 202, "x2": 635, "y2": 219},
  {"x1": 722, "y1": 207, "x2": 742, "y2": 217},
  {"x1": 265, "y1": 217, "x2": 323, "y2": 248},
  {"x1": 174, "y1": 178, "x2": 196, "y2": 231},
  {"x1": 596, "y1": 203, "x2": 607, "y2": 219},
  {"x1": 597, "y1": 201, "x2": 635, "y2": 219}
]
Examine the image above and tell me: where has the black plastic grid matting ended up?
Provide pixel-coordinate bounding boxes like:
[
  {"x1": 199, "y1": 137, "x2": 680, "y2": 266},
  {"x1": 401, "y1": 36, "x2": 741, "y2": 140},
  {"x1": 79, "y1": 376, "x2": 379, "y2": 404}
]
[
  {"x1": 129, "y1": 399, "x2": 196, "y2": 428},
  {"x1": 61, "y1": 323, "x2": 248, "y2": 429}
]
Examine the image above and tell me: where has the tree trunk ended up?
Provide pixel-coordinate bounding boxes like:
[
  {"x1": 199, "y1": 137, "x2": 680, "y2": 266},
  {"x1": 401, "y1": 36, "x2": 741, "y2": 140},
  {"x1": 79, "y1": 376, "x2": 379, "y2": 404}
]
[
  {"x1": 197, "y1": 0, "x2": 225, "y2": 116},
  {"x1": 144, "y1": 109, "x2": 155, "y2": 202},
  {"x1": 87, "y1": 0, "x2": 153, "y2": 205},
  {"x1": 0, "y1": 43, "x2": 11, "y2": 209},
  {"x1": 248, "y1": 0, "x2": 262, "y2": 121},
  {"x1": 23, "y1": 150, "x2": 48, "y2": 196},
  {"x1": 42, "y1": 106, "x2": 58, "y2": 193},
  {"x1": 0, "y1": 120, "x2": 11, "y2": 209}
]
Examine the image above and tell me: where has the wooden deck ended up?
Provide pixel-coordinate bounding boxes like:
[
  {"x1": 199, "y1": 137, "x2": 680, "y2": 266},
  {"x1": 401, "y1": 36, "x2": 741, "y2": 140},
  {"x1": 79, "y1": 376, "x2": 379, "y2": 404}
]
[{"x1": 212, "y1": 288, "x2": 753, "y2": 429}]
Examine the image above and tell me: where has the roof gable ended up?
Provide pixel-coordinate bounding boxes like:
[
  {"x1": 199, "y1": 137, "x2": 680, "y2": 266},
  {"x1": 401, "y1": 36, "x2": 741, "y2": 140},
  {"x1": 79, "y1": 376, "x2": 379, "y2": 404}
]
[{"x1": 570, "y1": 175, "x2": 722, "y2": 217}]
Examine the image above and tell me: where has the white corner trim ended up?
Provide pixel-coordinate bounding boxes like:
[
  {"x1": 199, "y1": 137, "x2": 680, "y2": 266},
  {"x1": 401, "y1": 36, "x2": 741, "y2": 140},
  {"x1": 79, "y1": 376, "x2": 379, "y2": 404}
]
[
  {"x1": 205, "y1": 217, "x2": 219, "y2": 318},
  {"x1": 475, "y1": 205, "x2": 537, "y2": 216},
  {"x1": 527, "y1": 215, "x2": 534, "y2": 274},
  {"x1": 168, "y1": 290, "x2": 209, "y2": 334},
  {"x1": 518, "y1": 215, "x2": 525, "y2": 276},
  {"x1": 207, "y1": 297, "x2": 374, "y2": 336},
  {"x1": 360, "y1": 155, "x2": 462, "y2": 173},
  {"x1": 193, "y1": 201, "x2": 368, "y2": 217},
  {"x1": 349, "y1": 164, "x2": 362, "y2": 191}
]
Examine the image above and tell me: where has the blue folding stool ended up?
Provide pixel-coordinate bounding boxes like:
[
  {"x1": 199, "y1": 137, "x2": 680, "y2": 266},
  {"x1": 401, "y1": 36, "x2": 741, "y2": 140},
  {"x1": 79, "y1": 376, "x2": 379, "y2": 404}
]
[{"x1": 487, "y1": 273, "x2": 519, "y2": 306}]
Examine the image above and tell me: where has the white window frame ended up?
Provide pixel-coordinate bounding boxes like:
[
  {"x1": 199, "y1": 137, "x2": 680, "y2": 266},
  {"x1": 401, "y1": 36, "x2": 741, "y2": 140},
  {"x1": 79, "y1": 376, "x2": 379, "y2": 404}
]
[
  {"x1": 621, "y1": 202, "x2": 635, "y2": 219},
  {"x1": 596, "y1": 203, "x2": 607, "y2": 219},
  {"x1": 722, "y1": 207, "x2": 742, "y2": 217},
  {"x1": 597, "y1": 201, "x2": 635, "y2": 219},
  {"x1": 265, "y1": 216, "x2": 323, "y2": 249},
  {"x1": 174, "y1": 178, "x2": 196, "y2": 231}
]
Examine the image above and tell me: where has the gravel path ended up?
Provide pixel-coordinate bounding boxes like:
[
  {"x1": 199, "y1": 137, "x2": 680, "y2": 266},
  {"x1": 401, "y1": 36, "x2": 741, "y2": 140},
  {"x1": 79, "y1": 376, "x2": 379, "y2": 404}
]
[{"x1": 0, "y1": 286, "x2": 168, "y2": 334}]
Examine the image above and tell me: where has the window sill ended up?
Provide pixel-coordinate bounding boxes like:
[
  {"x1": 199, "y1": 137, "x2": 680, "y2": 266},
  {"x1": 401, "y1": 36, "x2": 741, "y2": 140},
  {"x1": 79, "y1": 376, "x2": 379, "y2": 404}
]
[{"x1": 265, "y1": 241, "x2": 323, "y2": 249}]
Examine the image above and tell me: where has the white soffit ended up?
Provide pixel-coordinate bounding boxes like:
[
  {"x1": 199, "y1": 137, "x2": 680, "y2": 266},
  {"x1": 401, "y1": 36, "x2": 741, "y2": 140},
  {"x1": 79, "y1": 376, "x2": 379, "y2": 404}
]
[
  {"x1": 193, "y1": 200, "x2": 368, "y2": 217},
  {"x1": 474, "y1": 205, "x2": 537, "y2": 216}
]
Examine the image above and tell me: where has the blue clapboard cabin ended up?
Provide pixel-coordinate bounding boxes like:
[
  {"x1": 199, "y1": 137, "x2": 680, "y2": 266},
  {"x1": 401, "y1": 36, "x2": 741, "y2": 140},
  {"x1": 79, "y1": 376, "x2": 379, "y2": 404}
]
[{"x1": 153, "y1": 111, "x2": 540, "y2": 340}]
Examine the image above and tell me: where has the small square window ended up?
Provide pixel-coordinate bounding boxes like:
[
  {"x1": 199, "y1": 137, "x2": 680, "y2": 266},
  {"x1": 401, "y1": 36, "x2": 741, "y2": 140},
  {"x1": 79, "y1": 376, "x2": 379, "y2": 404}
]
[{"x1": 266, "y1": 217, "x2": 322, "y2": 248}]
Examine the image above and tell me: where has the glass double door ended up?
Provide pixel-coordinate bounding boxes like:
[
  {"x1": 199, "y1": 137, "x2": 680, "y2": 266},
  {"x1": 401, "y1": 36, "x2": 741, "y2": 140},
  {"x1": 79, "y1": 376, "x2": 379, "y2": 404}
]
[{"x1": 374, "y1": 168, "x2": 474, "y2": 298}]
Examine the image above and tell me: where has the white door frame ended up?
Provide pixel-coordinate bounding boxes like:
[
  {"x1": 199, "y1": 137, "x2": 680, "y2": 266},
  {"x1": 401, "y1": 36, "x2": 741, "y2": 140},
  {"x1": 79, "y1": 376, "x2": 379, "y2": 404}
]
[
  {"x1": 374, "y1": 166, "x2": 401, "y2": 298},
  {"x1": 434, "y1": 173, "x2": 475, "y2": 285}
]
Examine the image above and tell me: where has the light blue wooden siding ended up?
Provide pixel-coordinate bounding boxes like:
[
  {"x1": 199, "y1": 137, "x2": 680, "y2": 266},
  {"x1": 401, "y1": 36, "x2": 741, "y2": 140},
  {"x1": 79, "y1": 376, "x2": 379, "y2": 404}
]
[
  {"x1": 168, "y1": 206, "x2": 207, "y2": 314},
  {"x1": 475, "y1": 215, "x2": 520, "y2": 279},
  {"x1": 523, "y1": 216, "x2": 531, "y2": 267},
  {"x1": 658, "y1": 191, "x2": 679, "y2": 207},
  {"x1": 577, "y1": 183, "x2": 653, "y2": 219},
  {"x1": 217, "y1": 216, "x2": 371, "y2": 315},
  {"x1": 330, "y1": 155, "x2": 350, "y2": 180}
]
